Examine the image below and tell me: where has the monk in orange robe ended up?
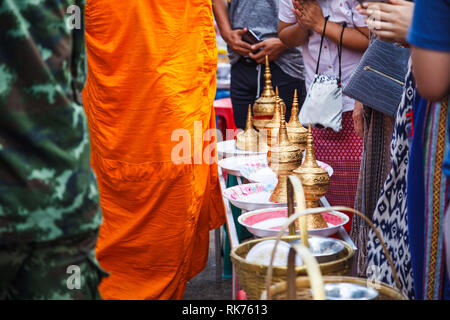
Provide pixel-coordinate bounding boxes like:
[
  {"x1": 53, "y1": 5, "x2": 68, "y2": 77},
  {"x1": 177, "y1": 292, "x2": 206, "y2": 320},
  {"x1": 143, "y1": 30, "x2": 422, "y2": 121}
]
[{"x1": 82, "y1": 1, "x2": 226, "y2": 299}]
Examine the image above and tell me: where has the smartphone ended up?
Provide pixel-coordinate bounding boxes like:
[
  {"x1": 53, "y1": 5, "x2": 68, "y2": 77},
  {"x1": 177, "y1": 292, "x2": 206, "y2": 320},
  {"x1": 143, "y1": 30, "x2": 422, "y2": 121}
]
[{"x1": 241, "y1": 29, "x2": 262, "y2": 45}]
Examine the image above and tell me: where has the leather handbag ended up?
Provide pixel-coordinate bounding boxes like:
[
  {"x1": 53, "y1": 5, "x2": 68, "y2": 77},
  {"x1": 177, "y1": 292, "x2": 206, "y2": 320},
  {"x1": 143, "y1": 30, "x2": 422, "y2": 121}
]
[{"x1": 343, "y1": 39, "x2": 410, "y2": 117}]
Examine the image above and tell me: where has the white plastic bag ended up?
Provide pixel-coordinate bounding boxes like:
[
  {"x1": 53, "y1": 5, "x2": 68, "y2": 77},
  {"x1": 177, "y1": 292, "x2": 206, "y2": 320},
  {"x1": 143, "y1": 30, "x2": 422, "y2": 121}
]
[{"x1": 299, "y1": 74, "x2": 343, "y2": 132}]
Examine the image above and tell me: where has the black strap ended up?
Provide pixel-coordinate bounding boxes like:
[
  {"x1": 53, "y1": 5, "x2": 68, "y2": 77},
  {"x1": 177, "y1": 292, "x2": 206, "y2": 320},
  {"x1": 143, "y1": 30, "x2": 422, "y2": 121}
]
[
  {"x1": 315, "y1": 16, "x2": 347, "y2": 87},
  {"x1": 337, "y1": 22, "x2": 347, "y2": 87},
  {"x1": 315, "y1": 15, "x2": 330, "y2": 75}
]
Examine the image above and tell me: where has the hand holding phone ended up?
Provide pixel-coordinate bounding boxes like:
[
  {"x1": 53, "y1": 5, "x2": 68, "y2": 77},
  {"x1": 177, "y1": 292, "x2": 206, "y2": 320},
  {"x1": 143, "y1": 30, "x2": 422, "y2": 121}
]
[
  {"x1": 241, "y1": 29, "x2": 263, "y2": 55},
  {"x1": 241, "y1": 29, "x2": 262, "y2": 45},
  {"x1": 248, "y1": 38, "x2": 287, "y2": 64},
  {"x1": 223, "y1": 28, "x2": 253, "y2": 57}
]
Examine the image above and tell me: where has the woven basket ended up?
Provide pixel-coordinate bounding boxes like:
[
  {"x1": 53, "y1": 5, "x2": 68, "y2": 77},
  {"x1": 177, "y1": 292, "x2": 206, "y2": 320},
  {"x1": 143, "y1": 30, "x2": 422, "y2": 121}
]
[
  {"x1": 260, "y1": 179, "x2": 408, "y2": 300},
  {"x1": 230, "y1": 175, "x2": 354, "y2": 300},
  {"x1": 265, "y1": 275, "x2": 407, "y2": 300},
  {"x1": 230, "y1": 235, "x2": 353, "y2": 300}
]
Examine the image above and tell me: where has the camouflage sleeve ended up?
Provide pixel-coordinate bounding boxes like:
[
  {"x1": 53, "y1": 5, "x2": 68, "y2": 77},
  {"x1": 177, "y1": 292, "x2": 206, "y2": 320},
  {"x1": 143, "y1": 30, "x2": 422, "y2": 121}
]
[{"x1": 0, "y1": 0, "x2": 101, "y2": 244}]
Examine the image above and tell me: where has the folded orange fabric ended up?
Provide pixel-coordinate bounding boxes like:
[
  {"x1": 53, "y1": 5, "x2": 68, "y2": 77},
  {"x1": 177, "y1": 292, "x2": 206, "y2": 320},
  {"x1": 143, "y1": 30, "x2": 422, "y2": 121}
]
[{"x1": 82, "y1": 1, "x2": 225, "y2": 299}]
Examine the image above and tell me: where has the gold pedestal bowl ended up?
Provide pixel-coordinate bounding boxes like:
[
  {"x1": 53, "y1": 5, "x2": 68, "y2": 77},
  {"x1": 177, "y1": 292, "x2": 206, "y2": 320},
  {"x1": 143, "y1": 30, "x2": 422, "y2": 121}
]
[
  {"x1": 293, "y1": 124, "x2": 329, "y2": 229},
  {"x1": 267, "y1": 103, "x2": 302, "y2": 203}
]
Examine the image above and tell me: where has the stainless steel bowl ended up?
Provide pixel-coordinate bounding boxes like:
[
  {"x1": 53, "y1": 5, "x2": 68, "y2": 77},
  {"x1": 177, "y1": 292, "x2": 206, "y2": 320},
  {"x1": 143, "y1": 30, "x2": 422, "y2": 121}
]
[
  {"x1": 323, "y1": 283, "x2": 379, "y2": 300},
  {"x1": 308, "y1": 237, "x2": 346, "y2": 263},
  {"x1": 291, "y1": 237, "x2": 346, "y2": 263}
]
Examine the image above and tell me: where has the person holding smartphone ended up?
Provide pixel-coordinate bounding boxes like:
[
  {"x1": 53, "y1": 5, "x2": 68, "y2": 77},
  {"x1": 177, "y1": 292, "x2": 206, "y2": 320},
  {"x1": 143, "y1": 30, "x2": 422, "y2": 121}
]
[{"x1": 212, "y1": 0, "x2": 307, "y2": 129}]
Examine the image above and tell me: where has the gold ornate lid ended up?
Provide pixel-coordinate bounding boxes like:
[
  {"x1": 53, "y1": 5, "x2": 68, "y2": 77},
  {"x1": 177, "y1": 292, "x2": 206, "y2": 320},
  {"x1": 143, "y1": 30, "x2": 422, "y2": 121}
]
[
  {"x1": 267, "y1": 99, "x2": 302, "y2": 169},
  {"x1": 253, "y1": 55, "x2": 284, "y2": 117},
  {"x1": 287, "y1": 89, "x2": 307, "y2": 148},
  {"x1": 236, "y1": 104, "x2": 259, "y2": 151},
  {"x1": 294, "y1": 124, "x2": 329, "y2": 183}
]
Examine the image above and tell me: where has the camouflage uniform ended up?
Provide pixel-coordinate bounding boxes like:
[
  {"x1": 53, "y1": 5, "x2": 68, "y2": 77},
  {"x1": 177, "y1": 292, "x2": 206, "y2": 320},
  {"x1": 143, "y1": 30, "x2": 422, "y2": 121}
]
[{"x1": 0, "y1": 0, "x2": 107, "y2": 299}]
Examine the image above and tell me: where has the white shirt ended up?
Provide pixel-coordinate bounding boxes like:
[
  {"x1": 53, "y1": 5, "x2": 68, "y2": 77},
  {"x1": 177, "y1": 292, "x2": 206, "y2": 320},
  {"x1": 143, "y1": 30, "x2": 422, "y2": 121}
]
[{"x1": 279, "y1": 0, "x2": 367, "y2": 112}]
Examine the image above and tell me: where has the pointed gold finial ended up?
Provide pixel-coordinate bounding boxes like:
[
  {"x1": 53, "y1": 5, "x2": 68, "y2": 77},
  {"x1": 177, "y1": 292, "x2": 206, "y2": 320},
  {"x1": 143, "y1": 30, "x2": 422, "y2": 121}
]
[
  {"x1": 245, "y1": 104, "x2": 253, "y2": 130},
  {"x1": 304, "y1": 124, "x2": 318, "y2": 165},
  {"x1": 264, "y1": 87, "x2": 282, "y2": 148},
  {"x1": 287, "y1": 89, "x2": 307, "y2": 151},
  {"x1": 280, "y1": 95, "x2": 285, "y2": 121},
  {"x1": 236, "y1": 104, "x2": 259, "y2": 151},
  {"x1": 277, "y1": 94, "x2": 290, "y2": 147},
  {"x1": 290, "y1": 89, "x2": 299, "y2": 123},
  {"x1": 263, "y1": 55, "x2": 274, "y2": 95}
]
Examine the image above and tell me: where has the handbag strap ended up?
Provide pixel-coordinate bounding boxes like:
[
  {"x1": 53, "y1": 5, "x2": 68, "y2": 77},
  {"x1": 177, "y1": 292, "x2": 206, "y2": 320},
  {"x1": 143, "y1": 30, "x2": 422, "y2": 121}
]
[
  {"x1": 337, "y1": 22, "x2": 347, "y2": 87},
  {"x1": 314, "y1": 15, "x2": 330, "y2": 75},
  {"x1": 315, "y1": 16, "x2": 347, "y2": 87}
]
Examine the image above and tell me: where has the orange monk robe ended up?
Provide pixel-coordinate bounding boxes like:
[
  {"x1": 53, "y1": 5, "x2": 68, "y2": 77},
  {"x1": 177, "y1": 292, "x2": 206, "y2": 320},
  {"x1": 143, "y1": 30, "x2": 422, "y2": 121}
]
[{"x1": 82, "y1": 1, "x2": 226, "y2": 299}]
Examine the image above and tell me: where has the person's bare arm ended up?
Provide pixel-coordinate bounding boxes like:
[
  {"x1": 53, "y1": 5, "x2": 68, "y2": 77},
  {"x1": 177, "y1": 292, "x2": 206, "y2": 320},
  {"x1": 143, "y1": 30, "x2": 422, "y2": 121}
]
[
  {"x1": 212, "y1": 0, "x2": 252, "y2": 56},
  {"x1": 352, "y1": 100, "x2": 365, "y2": 138},
  {"x1": 293, "y1": 0, "x2": 369, "y2": 53},
  {"x1": 322, "y1": 22, "x2": 369, "y2": 53},
  {"x1": 278, "y1": 20, "x2": 309, "y2": 48},
  {"x1": 411, "y1": 48, "x2": 450, "y2": 102}
]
